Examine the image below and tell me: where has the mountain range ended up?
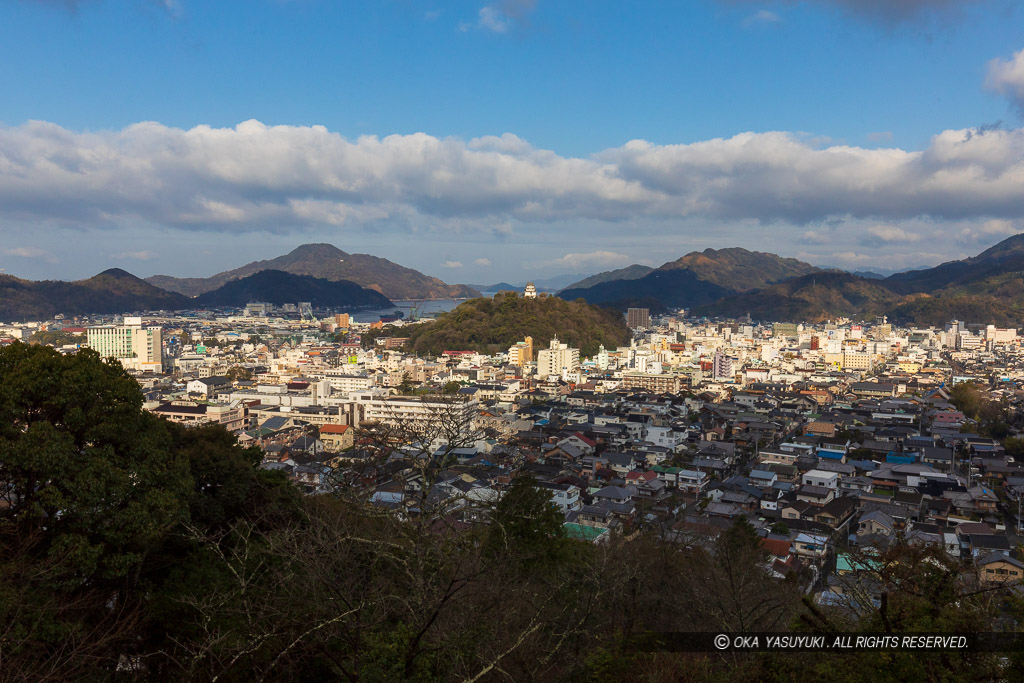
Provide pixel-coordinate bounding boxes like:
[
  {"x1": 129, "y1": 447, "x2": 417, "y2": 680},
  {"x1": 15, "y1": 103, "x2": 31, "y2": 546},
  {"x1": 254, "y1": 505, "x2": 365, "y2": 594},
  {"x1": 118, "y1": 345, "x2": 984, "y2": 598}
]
[
  {"x1": 0, "y1": 266, "x2": 393, "y2": 321},
  {"x1": 0, "y1": 269, "x2": 191, "y2": 321},
  {"x1": 193, "y1": 270, "x2": 392, "y2": 309},
  {"x1": 467, "y1": 273, "x2": 595, "y2": 293},
  {"x1": 561, "y1": 235, "x2": 1024, "y2": 326},
  {"x1": 559, "y1": 248, "x2": 822, "y2": 310},
  {"x1": 147, "y1": 243, "x2": 478, "y2": 301},
  {"x1": 7, "y1": 237, "x2": 1024, "y2": 325}
]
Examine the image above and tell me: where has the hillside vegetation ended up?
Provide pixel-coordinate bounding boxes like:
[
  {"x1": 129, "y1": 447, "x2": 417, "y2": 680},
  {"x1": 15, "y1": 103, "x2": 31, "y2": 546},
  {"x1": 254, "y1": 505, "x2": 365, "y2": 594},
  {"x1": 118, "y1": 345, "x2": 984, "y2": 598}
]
[
  {"x1": 658, "y1": 247, "x2": 822, "y2": 291},
  {"x1": 562, "y1": 235, "x2": 1024, "y2": 324},
  {"x1": 559, "y1": 247, "x2": 822, "y2": 311},
  {"x1": 148, "y1": 243, "x2": 479, "y2": 300},
  {"x1": 401, "y1": 292, "x2": 631, "y2": 357},
  {"x1": 195, "y1": 269, "x2": 392, "y2": 309},
  {"x1": 693, "y1": 272, "x2": 901, "y2": 323},
  {"x1": 0, "y1": 269, "x2": 189, "y2": 320}
]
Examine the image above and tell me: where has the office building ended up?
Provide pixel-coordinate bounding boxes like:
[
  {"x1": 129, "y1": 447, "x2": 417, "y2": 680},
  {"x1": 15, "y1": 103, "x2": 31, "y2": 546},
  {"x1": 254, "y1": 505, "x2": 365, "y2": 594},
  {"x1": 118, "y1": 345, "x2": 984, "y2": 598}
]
[
  {"x1": 627, "y1": 307, "x2": 651, "y2": 329},
  {"x1": 87, "y1": 316, "x2": 162, "y2": 373}
]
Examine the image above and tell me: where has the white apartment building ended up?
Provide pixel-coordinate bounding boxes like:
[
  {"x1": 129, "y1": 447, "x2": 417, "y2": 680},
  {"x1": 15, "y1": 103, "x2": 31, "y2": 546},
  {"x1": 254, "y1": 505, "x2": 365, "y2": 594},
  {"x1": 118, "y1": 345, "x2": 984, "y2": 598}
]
[
  {"x1": 536, "y1": 337, "x2": 580, "y2": 380},
  {"x1": 802, "y1": 469, "x2": 839, "y2": 490},
  {"x1": 87, "y1": 316, "x2": 162, "y2": 373},
  {"x1": 356, "y1": 393, "x2": 481, "y2": 449}
]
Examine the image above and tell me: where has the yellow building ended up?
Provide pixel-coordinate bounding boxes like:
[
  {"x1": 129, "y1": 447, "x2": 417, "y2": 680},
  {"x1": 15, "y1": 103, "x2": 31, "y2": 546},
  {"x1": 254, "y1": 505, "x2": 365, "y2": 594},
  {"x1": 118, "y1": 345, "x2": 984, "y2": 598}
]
[
  {"x1": 508, "y1": 336, "x2": 534, "y2": 365},
  {"x1": 319, "y1": 424, "x2": 354, "y2": 452}
]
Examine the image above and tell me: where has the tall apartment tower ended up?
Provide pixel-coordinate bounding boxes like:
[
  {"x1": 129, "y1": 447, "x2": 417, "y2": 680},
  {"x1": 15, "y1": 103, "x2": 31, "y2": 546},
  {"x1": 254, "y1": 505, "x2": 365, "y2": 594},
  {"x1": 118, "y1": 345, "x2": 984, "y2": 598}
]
[
  {"x1": 508, "y1": 336, "x2": 534, "y2": 366},
  {"x1": 536, "y1": 337, "x2": 580, "y2": 379},
  {"x1": 627, "y1": 307, "x2": 651, "y2": 329},
  {"x1": 86, "y1": 316, "x2": 163, "y2": 373},
  {"x1": 712, "y1": 349, "x2": 733, "y2": 381}
]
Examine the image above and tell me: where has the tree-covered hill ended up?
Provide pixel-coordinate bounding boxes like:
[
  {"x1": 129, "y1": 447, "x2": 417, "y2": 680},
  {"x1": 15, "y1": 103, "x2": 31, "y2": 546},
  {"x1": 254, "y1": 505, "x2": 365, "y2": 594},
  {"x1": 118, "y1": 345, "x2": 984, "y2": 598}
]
[
  {"x1": 0, "y1": 268, "x2": 190, "y2": 320},
  {"x1": 401, "y1": 292, "x2": 631, "y2": 357},
  {"x1": 559, "y1": 247, "x2": 822, "y2": 311},
  {"x1": 195, "y1": 269, "x2": 392, "y2": 309},
  {"x1": 148, "y1": 243, "x2": 480, "y2": 300},
  {"x1": 692, "y1": 272, "x2": 901, "y2": 323}
]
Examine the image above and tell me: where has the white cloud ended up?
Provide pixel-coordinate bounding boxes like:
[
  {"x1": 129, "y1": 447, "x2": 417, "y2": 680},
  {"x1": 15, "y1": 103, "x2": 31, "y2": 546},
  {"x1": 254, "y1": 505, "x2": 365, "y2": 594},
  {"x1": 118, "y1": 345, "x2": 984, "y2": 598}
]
[
  {"x1": 112, "y1": 250, "x2": 155, "y2": 260},
  {"x1": 826, "y1": 251, "x2": 873, "y2": 264},
  {"x1": 475, "y1": 0, "x2": 536, "y2": 33},
  {"x1": 986, "y1": 48, "x2": 1024, "y2": 112},
  {"x1": 478, "y1": 6, "x2": 511, "y2": 32},
  {"x1": 958, "y1": 218, "x2": 1021, "y2": 243},
  {"x1": 799, "y1": 230, "x2": 829, "y2": 244},
  {"x1": 473, "y1": 257, "x2": 492, "y2": 266},
  {"x1": 743, "y1": 10, "x2": 781, "y2": 27},
  {"x1": 32, "y1": 0, "x2": 180, "y2": 15},
  {"x1": 862, "y1": 225, "x2": 921, "y2": 244},
  {"x1": 442, "y1": 260, "x2": 464, "y2": 268},
  {"x1": 4, "y1": 246, "x2": 48, "y2": 258},
  {"x1": 2, "y1": 120, "x2": 1024, "y2": 241},
  {"x1": 538, "y1": 251, "x2": 633, "y2": 271},
  {"x1": 3, "y1": 246, "x2": 57, "y2": 263},
  {"x1": 725, "y1": 0, "x2": 984, "y2": 27}
]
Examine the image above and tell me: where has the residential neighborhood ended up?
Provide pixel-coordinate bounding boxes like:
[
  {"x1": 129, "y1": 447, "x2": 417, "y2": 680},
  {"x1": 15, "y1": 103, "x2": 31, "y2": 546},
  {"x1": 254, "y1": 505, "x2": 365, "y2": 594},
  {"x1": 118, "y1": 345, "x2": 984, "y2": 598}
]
[{"x1": 5, "y1": 293, "x2": 1024, "y2": 607}]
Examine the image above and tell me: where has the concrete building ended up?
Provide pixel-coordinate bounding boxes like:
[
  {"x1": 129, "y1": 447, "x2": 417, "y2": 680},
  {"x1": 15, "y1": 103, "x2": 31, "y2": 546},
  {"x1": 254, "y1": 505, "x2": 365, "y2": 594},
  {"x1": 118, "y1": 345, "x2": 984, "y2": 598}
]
[
  {"x1": 507, "y1": 336, "x2": 534, "y2": 366},
  {"x1": 536, "y1": 337, "x2": 580, "y2": 379},
  {"x1": 627, "y1": 307, "x2": 651, "y2": 329},
  {"x1": 245, "y1": 302, "x2": 271, "y2": 317},
  {"x1": 712, "y1": 350, "x2": 733, "y2": 381},
  {"x1": 87, "y1": 317, "x2": 162, "y2": 373}
]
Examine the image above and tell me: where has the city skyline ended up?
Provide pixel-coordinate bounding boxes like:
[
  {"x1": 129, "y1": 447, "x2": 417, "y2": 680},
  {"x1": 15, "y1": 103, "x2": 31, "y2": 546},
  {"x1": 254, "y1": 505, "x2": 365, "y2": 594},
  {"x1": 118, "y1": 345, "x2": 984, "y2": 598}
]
[{"x1": 2, "y1": 0, "x2": 1024, "y2": 281}]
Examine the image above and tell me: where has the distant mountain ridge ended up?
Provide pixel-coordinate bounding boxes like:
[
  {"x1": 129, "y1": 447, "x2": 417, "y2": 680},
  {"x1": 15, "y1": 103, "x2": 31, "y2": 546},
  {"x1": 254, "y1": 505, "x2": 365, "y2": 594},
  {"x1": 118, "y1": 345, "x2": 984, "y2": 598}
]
[
  {"x1": 0, "y1": 268, "x2": 190, "y2": 320},
  {"x1": 559, "y1": 248, "x2": 822, "y2": 310},
  {"x1": 195, "y1": 270, "x2": 392, "y2": 309},
  {"x1": 558, "y1": 235, "x2": 1024, "y2": 325},
  {"x1": 147, "y1": 243, "x2": 479, "y2": 301},
  {"x1": 560, "y1": 264, "x2": 654, "y2": 292}
]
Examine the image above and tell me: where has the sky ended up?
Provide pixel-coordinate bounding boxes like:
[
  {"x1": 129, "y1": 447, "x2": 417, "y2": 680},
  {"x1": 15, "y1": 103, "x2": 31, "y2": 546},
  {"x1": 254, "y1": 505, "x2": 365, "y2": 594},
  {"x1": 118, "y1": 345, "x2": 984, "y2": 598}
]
[{"x1": 2, "y1": 0, "x2": 1024, "y2": 284}]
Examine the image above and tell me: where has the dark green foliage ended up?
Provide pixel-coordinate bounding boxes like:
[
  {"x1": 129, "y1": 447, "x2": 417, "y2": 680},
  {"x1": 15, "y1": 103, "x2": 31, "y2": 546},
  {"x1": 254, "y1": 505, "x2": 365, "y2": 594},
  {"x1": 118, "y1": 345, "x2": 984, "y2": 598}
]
[
  {"x1": 693, "y1": 272, "x2": 899, "y2": 323},
  {"x1": 194, "y1": 269, "x2": 392, "y2": 309},
  {"x1": 0, "y1": 342, "x2": 298, "y2": 680},
  {"x1": 403, "y1": 292, "x2": 631, "y2": 357},
  {"x1": 561, "y1": 247, "x2": 822, "y2": 310},
  {"x1": 28, "y1": 329, "x2": 85, "y2": 346},
  {"x1": 1, "y1": 343, "x2": 1019, "y2": 681},
  {"x1": 0, "y1": 268, "x2": 189, "y2": 320},
  {"x1": 572, "y1": 234, "x2": 1024, "y2": 325},
  {"x1": 560, "y1": 263, "x2": 655, "y2": 292},
  {"x1": 147, "y1": 242, "x2": 480, "y2": 300},
  {"x1": 0, "y1": 344, "x2": 191, "y2": 580},
  {"x1": 483, "y1": 474, "x2": 568, "y2": 571},
  {"x1": 949, "y1": 382, "x2": 1012, "y2": 438}
]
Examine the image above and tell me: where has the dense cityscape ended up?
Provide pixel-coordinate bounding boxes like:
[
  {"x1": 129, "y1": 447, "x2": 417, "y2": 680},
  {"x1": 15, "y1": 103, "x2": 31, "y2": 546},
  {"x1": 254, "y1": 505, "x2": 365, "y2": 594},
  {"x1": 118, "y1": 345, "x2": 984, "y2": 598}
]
[
  {"x1": 5, "y1": 257, "x2": 1024, "y2": 677},
  {"x1": 5, "y1": 0, "x2": 1024, "y2": 679}
]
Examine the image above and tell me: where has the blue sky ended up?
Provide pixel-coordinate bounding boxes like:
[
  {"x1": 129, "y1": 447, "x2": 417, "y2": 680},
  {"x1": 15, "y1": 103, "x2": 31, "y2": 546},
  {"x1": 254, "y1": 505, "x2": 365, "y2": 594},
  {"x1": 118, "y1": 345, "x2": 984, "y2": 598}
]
[{"x1": 2, "y1": 0, "x2": 1024, "y2": 284}]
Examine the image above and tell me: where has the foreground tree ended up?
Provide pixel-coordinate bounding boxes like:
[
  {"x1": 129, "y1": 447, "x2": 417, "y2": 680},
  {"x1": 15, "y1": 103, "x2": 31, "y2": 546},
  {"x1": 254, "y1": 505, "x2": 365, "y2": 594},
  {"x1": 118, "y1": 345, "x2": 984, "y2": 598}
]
[{"x1": 0, "y1": 343, "x2": 297, "y2": 680}]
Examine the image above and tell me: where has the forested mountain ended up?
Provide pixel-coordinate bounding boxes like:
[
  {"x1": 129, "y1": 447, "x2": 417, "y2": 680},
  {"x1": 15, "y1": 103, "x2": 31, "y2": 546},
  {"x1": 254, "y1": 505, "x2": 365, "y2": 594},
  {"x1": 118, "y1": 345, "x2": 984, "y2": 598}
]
[
  {"x1": 195, "y1": 270, "x2": 392, "y2": 309},
  {"x1": 561, "y1": 236, "x2": 1024, "y2": 325},
  {"x1": 559, "y1": 264, "x2": 654, "y2": 292},
  {"x1": 399, "y1": 292, "x2": 631, "y2": 357},
  {"x1": 559, "y1": 248, "x2": 821, "y2": 311},
  {"x1": 692, "y1": 272, "x2": 901, "y2": 322},
  {"x1": 0, "y1": 268, "x2": 190, "y2": 320},
  {"x1": 147, "y1": 243, "x2": 479, "y2": 300}
]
